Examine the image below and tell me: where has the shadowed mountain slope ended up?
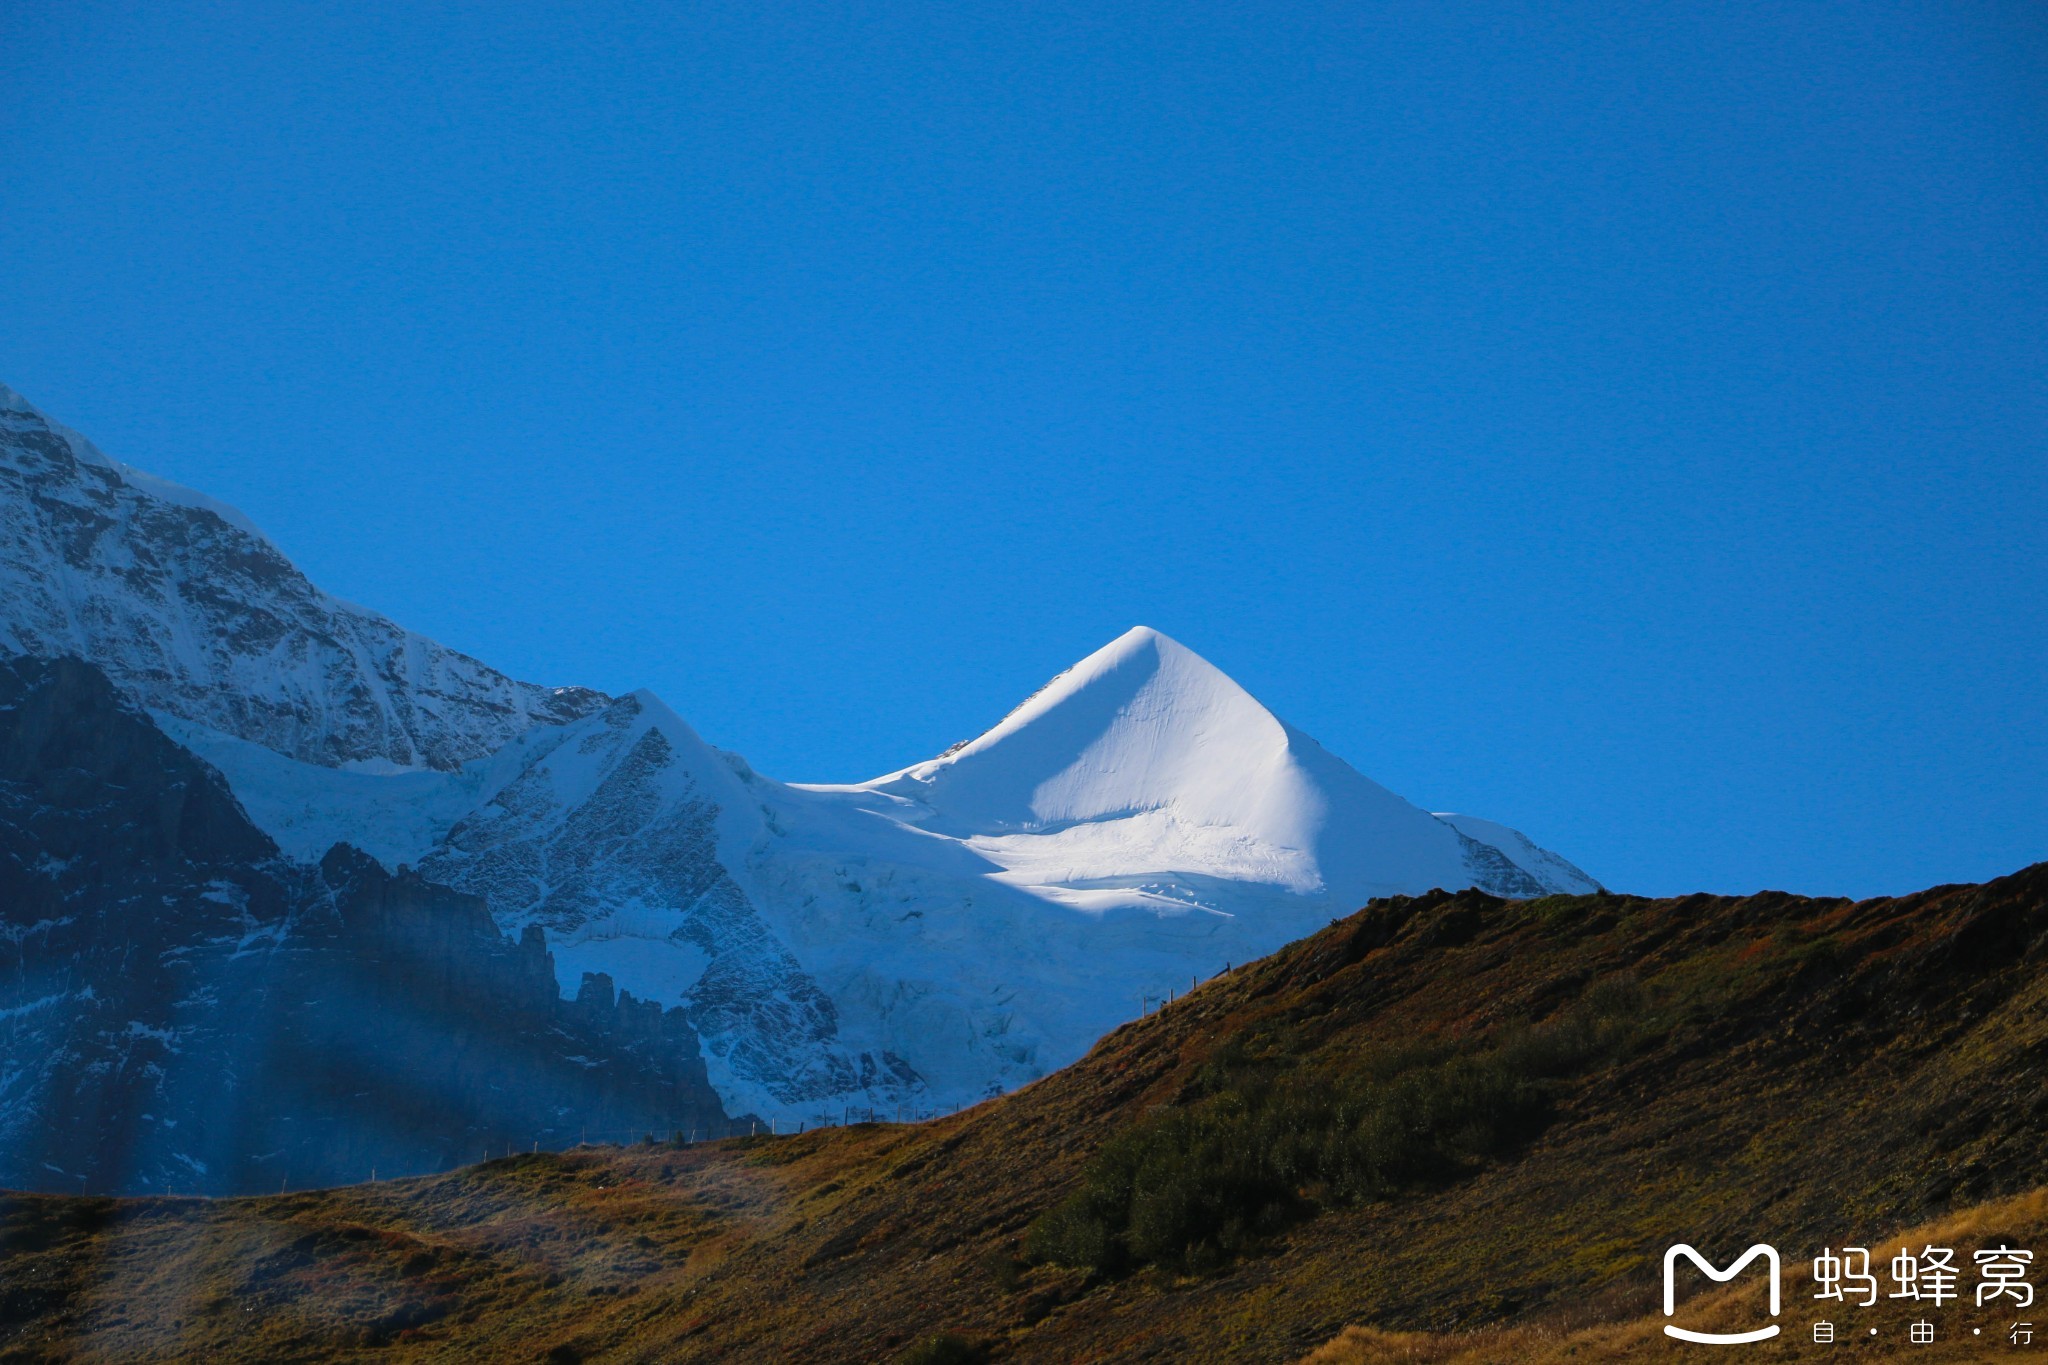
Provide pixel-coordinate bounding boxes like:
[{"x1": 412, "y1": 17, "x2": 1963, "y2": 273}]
[
  {"x1": 4, "y1": 863, "x2": 2046, "y2": 1361},
  {"x1": 0, "y1": 656, "x2": 730, "y2": 1196}
]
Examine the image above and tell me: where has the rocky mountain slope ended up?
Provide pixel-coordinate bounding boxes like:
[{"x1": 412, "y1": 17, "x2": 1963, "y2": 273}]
[
  {"x1": 0, "y1": 656, "x2": 729, "y2": 1196},
  {"x1": 0, "y1": 382, "x2": 608, "y2": 770},
  {"x1": 0, "y1": 380, "x2": 1599, "y2": 1153},
  {"x1": 3, "y1": 864, "x2": 2044, "y2": 1361}
]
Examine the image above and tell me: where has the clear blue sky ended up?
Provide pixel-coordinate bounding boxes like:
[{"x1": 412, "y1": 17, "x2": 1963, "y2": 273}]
[{"x1": 3, "y1": 2, "x2": 2044, "y2": 898}]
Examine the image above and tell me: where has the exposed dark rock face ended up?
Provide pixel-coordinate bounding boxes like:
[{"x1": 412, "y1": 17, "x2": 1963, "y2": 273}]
[{"x1": 0, "y1": 656, "x2": 727, "y2": 1195}]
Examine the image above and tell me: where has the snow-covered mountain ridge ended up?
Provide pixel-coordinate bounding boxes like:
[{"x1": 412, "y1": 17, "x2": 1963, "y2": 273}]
[
  {"x1": 0, "y1": 382, "x2": 608, "y2": 771},
  {"x1": 0, "y1": 383, "x2": 1597, "y2": 1137}
]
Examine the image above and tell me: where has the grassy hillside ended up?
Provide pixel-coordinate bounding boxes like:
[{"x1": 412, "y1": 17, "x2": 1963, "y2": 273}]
[
  {"x1": 5, "y1": 865, "x2": 2047, "y2": 1362},
  {"x1": 1304, "y1": 1187, "x2": 2048, "y2": 1362}
]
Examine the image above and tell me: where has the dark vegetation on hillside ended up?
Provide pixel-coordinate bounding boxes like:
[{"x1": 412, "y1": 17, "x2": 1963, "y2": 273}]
[
  {"x1": 1026, "y1": 977, "x2": 1654, "y2": 1274},
  {"x1": 5, "y1": 865, "x2": 2048, "y2": 1363}
]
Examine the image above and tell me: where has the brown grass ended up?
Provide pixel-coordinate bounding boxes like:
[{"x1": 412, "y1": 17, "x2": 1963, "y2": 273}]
[{"x1": 1304, "y1": 1189, "x2": 2048, "y2": 1362}]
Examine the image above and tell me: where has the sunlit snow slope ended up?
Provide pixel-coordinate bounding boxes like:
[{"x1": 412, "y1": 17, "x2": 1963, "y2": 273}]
[{"x1": 824, "y1": 626, "x2": 1593, "y2": 910}]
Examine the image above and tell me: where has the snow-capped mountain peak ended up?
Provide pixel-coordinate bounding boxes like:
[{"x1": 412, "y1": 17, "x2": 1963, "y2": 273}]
[
  {"x1": 874, "y1": 625, "x2": 1319, "y2": 844},
  {"x1": 0, "y1": 381, "x2": 275, "y2": 544},
  {"x1": 851, "y1": 625, "x2": 1593, "y2": 908},
  {"x1": 0, "y1": 382, "x2": 609, "y2": 771}
]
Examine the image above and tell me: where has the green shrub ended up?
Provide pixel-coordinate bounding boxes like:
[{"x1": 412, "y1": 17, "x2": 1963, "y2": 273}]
[
  {"x1": 1025, "y1": 982, "x2": 1653, "y2": 1275},
  {"x1": 896, "y1": 1333, "x2": 987, "y2": 1364}
]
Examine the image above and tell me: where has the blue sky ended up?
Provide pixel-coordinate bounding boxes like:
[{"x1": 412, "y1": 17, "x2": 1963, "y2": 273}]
[{"x1": 3, "y1": 1, "x2": 2044, "y2": 897}]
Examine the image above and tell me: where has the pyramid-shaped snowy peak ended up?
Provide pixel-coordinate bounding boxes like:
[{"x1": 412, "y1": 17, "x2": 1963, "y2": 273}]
[
  {"x1": 856, "y1": 626, "x2": 1590, "y2": 905},
  {"x1": 872, "y1": 626, "x2": 1314, "y2": 833}
]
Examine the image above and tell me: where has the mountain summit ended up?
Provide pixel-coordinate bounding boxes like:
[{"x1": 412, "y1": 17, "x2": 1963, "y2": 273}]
[
  {"x1": 0, "y1": 381, "x2": 607, "y2": 771},
  {"x1": 858, "y1": 625, "x2": 1591, "y2": 907},
  {"x1": 875, "y1": 625, "x2": 1331, "y2": 842}
]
